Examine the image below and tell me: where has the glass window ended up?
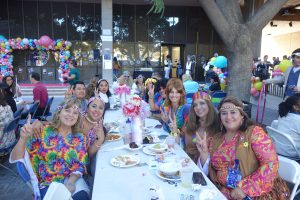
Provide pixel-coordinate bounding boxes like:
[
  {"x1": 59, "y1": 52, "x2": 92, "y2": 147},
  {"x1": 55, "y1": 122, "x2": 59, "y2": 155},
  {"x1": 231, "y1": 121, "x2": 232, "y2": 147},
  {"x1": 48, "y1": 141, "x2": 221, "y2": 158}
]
[
  {"x1": 94, "y1": 3, "x2": 101, "y2": 41},
  {"x1": 52, "y1": 2, "x2": 67, "y2": 39},
  {"x1": 122, "y1": 5, "x2": 135, "y2": 42},
  {"x1": 113, "y1": 42, "x2": 135, "y2": 67},
  {"x1": 135, "y1": 42, "x2": 148, "y2": 67},
  {"x1": 173, "y1": 7, "x2": 186, "y2": 43},
  {"x1": 160, "y1": 6, "x2": 173, "y2": 43},
  {"x1": 81, "y1": 3, "x2": 94, "y2": 41},
  {"x1": 24, "y1": 1, "x2": 38, "y2": 38},
  {"x1": 0, "y1": 0, "x2": 9, "y2": 38},
  {"x1": 136, "y1": 5, "x2": 149, "y2": 42},
  {"x1": 148, "y1": 13, "x2": 162, "y2": 42},
  {"x1": 148, "y1": 43, "x2": 161, "y2": 67},
  {"x1": 67, "y1": 2, "x2": 81, "y2": 41},
  {"x1": 8, "y1": 0, "x2": 24, "y2": 38},
  {"x1": 38, "y1": 1, "x2": 53, "y2": 38},
  {"x1": 113, "y1": 4, "x2": 122, "y2": 42}
]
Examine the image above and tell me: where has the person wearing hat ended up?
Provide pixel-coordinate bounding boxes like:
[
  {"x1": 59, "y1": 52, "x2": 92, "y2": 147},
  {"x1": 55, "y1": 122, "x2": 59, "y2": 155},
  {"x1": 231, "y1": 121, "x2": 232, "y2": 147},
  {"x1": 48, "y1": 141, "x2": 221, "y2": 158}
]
[
  {"x1": 263, "y1": 48, "x2": 300, "y2": 99},
  {"x1": 67, "y1": 58, "x2": 80, "y2": 86}
]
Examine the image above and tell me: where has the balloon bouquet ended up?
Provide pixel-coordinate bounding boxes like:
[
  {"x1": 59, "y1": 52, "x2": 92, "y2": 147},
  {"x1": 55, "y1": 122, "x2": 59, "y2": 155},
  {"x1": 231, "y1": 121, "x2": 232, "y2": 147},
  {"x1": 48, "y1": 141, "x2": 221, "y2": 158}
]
[
  {"x1": 0, "y1": 35, "x2": 72, "y2": 82},
  {"x1": 205, "y1": 55, "x2": 228, "y2": 90}
]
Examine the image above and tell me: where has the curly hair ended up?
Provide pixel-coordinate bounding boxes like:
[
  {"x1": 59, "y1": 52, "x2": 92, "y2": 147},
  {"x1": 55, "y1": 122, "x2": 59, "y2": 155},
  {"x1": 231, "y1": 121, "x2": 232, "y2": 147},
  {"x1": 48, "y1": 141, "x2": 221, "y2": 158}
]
[
  {"x1": 164, "y1": 78, "x2": 186, "y2": 107},
  {"x1": 49, "y1": 99, "x2": 82, "y2": 134}
]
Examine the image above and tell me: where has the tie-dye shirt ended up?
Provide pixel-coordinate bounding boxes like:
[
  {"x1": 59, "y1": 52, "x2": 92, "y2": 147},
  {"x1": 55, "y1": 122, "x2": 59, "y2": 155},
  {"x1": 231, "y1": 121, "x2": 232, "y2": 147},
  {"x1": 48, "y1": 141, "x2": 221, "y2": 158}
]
[
  {"x1": 210, "y1": 126, "x2": 279, "y2": 199},
  {"x1": 26, "y1": 126, "x2": 88, "y2": 188}
]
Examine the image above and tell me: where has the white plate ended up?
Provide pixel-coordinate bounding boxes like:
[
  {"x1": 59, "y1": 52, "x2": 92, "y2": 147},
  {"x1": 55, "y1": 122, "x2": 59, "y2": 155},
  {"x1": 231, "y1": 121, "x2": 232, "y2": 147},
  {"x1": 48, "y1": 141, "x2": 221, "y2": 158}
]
[
  {"x1": 142, "y1": 146, "x2": 171, "y2": 156},
  {"x1": 110, "y1": 155, "x2": 140, "y2": 168},
  {"x1": 105, "y1": 134, "x2": 122, "y2": 142},
  {"x1": 156, "y1": 170, "x2": 181, "y2": 181}
]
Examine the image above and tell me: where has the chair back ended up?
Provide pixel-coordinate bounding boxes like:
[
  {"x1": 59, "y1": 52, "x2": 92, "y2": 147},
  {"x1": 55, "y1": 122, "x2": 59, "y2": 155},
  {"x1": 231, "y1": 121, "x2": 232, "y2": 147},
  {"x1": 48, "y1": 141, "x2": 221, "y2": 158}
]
[
  {"x1": 278, "y1": 156, "x2": 300, "y2": 200},
  {"x1": 29, "y1": 102, "x2": 40, "y2": 119},
  {"x1": 266, "y1": 126, "x2": 300, "y2": 158},
  {"x1": 271, "y1": 120, "x2": 278, "y2": 129},
  {"x1": 14, "y1": 107, "x2": 24, "y2": 118},
  {"x1": 41, "y1": 97, "x2": 54, "y2": 117},
  {"x1": 211, "y1": 91, "x2": 227, "y2": 108}
]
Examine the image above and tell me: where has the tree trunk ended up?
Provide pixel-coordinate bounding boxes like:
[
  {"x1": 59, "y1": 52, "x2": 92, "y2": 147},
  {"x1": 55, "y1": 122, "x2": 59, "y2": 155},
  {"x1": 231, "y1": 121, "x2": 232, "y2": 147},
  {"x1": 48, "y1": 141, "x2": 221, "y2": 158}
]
[{"x1": 226, "y1": 26, "x2": 253, "y2": 101}]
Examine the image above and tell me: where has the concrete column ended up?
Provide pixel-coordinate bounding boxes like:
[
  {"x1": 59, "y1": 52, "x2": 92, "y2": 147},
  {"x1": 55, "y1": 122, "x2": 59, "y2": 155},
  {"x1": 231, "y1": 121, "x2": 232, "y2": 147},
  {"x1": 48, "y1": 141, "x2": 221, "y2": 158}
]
[{"x1": 101, "y1": 0, "x2": 113, "y2": 84}]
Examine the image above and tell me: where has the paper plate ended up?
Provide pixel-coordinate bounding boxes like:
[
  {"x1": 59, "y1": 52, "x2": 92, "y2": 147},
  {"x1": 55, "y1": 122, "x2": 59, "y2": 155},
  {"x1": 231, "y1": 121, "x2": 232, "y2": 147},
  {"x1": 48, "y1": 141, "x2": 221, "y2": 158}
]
[{"x1": 110, "y1": 155, "x2": 140, "y2": 168}]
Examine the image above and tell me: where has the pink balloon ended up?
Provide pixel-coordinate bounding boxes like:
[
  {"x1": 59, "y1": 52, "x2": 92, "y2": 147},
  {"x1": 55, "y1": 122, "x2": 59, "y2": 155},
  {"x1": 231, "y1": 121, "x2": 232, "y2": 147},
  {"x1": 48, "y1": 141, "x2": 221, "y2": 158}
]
[
  {"x1": 250, "y1": 87, "x2": 257, "y2": 96},
  {"x1": 254, "y1": 91, "x2": 260, "y2": 97},
  {"x1": 39, "y1": 35, "x2": 52, "y2": 47}
]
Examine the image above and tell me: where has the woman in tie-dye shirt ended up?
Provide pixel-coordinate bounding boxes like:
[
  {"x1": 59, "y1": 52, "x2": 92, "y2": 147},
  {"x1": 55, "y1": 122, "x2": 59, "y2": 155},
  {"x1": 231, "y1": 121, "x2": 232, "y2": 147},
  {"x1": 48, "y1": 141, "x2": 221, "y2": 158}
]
[{"x1": 11, "y1": 99, "x2": 90, "y2": 200}]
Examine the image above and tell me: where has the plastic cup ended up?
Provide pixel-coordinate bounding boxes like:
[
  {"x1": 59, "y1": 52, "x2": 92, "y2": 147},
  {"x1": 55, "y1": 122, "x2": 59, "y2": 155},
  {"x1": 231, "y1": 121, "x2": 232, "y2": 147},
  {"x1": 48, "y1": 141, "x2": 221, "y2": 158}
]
[
  {"x1": 123, "y1": 134, "x2": 131, "y2": 144},
  {"x1": 180, "y1": 168, "x2": 193, "y2": 188},
  {"x1": 166, "y1": 136, "x2": 176, "y2": 149}
]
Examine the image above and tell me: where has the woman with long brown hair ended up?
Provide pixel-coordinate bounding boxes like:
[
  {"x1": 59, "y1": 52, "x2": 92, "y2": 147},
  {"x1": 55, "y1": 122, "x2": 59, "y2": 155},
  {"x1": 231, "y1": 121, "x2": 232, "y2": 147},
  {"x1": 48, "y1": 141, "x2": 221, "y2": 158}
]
[{"x1": 184, "y1": 91, "x2": 219, "y2": 163}]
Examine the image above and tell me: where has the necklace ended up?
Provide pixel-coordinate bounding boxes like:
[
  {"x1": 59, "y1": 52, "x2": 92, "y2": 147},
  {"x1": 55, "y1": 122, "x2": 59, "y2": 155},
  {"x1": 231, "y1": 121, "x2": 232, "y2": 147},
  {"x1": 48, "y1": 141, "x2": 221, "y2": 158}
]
[{"x1": 85, "y1": 115, "x2": 98, "y2": 124}]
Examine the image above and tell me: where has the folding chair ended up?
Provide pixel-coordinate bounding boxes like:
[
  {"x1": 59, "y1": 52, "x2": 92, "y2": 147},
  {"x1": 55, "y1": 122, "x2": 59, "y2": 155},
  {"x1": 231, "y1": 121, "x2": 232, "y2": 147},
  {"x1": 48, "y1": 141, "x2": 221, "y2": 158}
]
[
  {"x1": 266, "y1": 126, "x2": 300, "y2": 161},
  {"x1": 271, "y1": 120, "x2": 278, "y2": 129},
  {"x1": 211, "y1": 91, "x2": 227, "y2": 108},
  {"x1": 40, "y1": 97, "x2": 54, "y2": 121},
  {"x1": 0, "y1": 116, "x2": 21, "y2": 176},
  {"x1": 18, "y1": 102, "x2": 40, "y2": 128},
  {"x1": 14, "y1": 107, "x2": 24, "y2": 118},
  {"x1": 278, "y1": 156, "x2": 300, "y2": 200}
]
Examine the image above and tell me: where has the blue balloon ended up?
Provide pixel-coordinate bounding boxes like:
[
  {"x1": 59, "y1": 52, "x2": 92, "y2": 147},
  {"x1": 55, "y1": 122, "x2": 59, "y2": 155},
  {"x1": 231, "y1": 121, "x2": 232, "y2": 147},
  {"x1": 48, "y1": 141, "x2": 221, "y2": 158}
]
[
  {"x1": 0, "y1": 35, "x2": 6, "y2": 42},
  {"x1": 214, "y1": 56, "x2": 227, "y2": 69}
]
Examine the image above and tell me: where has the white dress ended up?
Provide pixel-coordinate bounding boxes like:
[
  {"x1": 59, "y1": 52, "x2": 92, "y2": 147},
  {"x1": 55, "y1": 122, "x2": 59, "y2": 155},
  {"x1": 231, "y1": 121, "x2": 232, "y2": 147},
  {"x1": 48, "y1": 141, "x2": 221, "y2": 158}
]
[{"x1": 185, "y1": 61, "x2": 191, "y2": 75}]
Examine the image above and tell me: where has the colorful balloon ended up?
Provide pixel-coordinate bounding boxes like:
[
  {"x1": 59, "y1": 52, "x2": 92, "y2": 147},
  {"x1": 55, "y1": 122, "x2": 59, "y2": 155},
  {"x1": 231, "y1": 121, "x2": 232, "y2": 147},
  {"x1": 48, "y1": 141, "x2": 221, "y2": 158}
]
[{"x1": 279, "y1": 60, "x2": 292, "y2": 73}]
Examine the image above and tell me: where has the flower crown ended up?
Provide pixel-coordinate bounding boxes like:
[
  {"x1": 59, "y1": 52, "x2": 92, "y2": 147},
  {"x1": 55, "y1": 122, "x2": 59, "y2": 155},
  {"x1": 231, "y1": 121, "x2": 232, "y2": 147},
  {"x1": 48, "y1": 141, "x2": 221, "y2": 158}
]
[
  {"x1": 145, "y1": 78, "x2": 157, "y2": 86},
  {"x1": 192, "y1": 91, "x2": 211, "y2": 101}
]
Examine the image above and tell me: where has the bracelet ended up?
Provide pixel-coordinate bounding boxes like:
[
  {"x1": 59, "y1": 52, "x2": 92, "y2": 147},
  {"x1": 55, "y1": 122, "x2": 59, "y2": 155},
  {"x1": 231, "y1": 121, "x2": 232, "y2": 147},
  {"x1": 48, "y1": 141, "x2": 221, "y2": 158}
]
[{"x1": 170, "y1": 129, "x2": 180, "y2": 137}]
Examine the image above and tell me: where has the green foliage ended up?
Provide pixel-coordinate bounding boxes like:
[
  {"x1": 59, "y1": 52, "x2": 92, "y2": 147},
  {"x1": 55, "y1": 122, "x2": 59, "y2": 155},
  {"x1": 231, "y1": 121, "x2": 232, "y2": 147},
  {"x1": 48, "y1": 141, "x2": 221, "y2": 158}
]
[{"x1": 147, "y1": 0, "x2": 165, "y2": 18}]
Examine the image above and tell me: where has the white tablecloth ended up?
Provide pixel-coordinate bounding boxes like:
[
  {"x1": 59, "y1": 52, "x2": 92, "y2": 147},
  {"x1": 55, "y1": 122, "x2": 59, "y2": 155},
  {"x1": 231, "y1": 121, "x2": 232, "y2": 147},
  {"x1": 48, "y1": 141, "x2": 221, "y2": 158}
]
[{"x1": 92, "y1": 110, "x2": 227, "y2": 200}]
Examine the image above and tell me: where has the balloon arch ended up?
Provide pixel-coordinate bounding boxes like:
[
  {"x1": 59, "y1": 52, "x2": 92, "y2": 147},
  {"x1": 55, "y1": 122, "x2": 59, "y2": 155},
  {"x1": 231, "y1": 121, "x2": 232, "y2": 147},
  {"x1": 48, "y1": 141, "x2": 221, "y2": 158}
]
[{"x1": 0, "y1": 35, "x2": 72, "y2": 81}]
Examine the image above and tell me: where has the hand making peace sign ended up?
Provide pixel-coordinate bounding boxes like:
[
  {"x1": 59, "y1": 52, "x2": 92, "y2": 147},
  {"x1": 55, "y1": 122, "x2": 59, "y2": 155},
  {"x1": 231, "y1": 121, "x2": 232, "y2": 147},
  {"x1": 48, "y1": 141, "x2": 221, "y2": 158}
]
[{"x1": 20, "y1": 114, "x2": 34, "y2": 140}]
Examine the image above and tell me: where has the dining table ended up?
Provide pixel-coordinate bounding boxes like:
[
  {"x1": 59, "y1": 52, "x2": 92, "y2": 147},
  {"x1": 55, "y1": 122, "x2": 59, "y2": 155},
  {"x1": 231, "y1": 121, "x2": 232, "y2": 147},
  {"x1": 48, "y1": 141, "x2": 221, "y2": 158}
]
[{"x1": 92, "y1": 109, "x2": 227, "y2": 200}]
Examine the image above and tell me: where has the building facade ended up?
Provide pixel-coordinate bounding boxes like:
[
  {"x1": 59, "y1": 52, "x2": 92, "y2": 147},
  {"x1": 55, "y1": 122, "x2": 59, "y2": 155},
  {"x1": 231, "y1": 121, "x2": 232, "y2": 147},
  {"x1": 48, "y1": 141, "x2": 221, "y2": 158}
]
[{"x1": 0, "y1": 0, "x2": 225, "y2": 83}]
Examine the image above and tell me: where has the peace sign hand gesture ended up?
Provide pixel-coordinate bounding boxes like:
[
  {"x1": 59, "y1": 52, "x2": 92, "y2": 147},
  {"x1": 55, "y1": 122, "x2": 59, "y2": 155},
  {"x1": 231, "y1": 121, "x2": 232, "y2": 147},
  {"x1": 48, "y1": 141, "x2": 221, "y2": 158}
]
[
  {"x1": 148, "y1": 84, "x2": 155, "y2": 99},
  {"x1": 20, "y1": 114, "x2": 34, "y2": 140},
  {"x1": 195, "y1": 131, "x2": 208, "y2": 154},
  {"x1": 169, "y1": 114, "x2": 178, "y2": 134},
  {"x1": 94, "y1": 88, "x2": 101, "y2": 97}
]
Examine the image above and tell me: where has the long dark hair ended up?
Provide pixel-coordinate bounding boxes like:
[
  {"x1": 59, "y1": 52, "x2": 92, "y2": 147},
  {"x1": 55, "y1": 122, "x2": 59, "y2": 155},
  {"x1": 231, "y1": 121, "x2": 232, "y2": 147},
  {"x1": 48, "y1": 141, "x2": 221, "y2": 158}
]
[
  {"x1": 186, "y1": 97, "x2": 220, "y2": 137},
  {"x1": 218, "y1": 96, "x2": 255, "y2": 133},
  {"x1": 0, "y1": 83, "x2": 8, "y2": 106},
  {"x1": 97, "y1": 79, "x2": 112, "y2": 97},
  {"x1": 3, "y1": 75, "x2": 16, "y2": 95},
  {"x1": 279, "y1": 94, "x2": 300, "y2": 117}
]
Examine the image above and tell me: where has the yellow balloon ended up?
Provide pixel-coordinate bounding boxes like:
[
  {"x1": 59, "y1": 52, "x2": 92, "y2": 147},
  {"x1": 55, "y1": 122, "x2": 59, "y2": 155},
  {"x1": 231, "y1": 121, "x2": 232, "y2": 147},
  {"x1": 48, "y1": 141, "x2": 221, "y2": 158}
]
[
  {"x1": 274, "y1": 65, "x2": 279, "y2": 70},
  {"x1": 279, "y1": 60, "x2": 292, "y2": 73},
  {"x1": 254, "y1": 81, "x2": 262, "y2": 91},
  {"x1": 210, "y1": 57, "x2": 216, "y2": 62},
  {"x1": 220, "y1": 83, "x2": 226, "y2": 90}
]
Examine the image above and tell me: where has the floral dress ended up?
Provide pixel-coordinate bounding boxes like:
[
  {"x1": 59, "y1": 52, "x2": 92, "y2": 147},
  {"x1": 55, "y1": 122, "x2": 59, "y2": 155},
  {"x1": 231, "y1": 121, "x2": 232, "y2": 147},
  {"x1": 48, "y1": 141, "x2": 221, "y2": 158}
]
[
  {"x1": 0, "y1": 105, "x2": 15, "y2": 150},
  {"x1": 26, "y1": 126, "x2": 89, "y2": 188},
  {"x1": 210, "y1": 126, "x2": 279, "y2": 199}
]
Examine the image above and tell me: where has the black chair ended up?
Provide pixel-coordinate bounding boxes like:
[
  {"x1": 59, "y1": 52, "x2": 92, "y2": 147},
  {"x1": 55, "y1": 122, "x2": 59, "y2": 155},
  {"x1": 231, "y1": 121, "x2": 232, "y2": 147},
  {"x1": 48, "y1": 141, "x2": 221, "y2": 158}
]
[{"x1": 0, "y1": 116, "x2": 21, "y2": 176}]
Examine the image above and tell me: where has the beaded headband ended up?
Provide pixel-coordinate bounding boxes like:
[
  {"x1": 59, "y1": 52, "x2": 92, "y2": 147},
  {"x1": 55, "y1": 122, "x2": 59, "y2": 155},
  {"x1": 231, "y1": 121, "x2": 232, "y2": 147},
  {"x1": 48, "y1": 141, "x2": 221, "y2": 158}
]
[
  {"x1": 56, "y1": 105, "x2": 80, "y2": 112},
  {"x1": 219, "y1": 105, "x2": 243, "y2": 111},
  {"x1": 97, "y1": 79, "x2": 108, "y2": 85},
  {"x1": 192, "y1": 91, "x2": 211, "y2": 101},
  {"x1": 292, "y1": 52, "x2": 300, "y2": 57}
]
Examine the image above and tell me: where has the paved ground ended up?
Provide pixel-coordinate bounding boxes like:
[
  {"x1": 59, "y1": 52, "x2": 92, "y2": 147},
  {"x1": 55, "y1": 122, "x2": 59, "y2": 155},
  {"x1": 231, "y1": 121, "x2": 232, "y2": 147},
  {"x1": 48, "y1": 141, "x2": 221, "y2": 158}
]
[{"x1": 1, "y1": 95, "x2": 299, "y2": 200}]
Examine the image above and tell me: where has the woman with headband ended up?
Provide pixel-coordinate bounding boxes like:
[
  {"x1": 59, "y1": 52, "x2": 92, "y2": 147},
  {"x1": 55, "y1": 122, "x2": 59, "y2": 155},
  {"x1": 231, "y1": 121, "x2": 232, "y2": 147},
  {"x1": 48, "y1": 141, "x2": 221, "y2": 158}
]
[
  {"x1": 196, "y1": 96, "x2": 289, "y2": 200},
  {"x1": 11, "y1": 99, "x2": 90, "y2": 200},
  {"x1": 184, "y1": 91, "x2": 220, "y2": 164},
  {"x1": 160, "y1": 78, "x2": 190, "y2": 147}
]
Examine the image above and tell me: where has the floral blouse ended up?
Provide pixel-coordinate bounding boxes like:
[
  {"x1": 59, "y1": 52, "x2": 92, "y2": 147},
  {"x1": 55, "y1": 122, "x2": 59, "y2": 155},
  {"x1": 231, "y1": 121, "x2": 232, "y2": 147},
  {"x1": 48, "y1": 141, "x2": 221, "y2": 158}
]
[
  {"x1": 26, "y1": 126, "x2": 89, "y2": 188},
  {"x1": 210, "y1": 126, "x2": 279, "y2": 199},
  {"x1": 0, "y1": 105, "x2": 15, "y2": 149}
]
